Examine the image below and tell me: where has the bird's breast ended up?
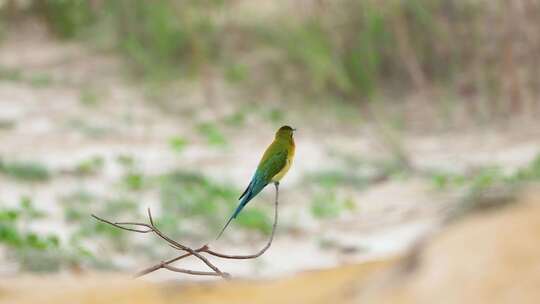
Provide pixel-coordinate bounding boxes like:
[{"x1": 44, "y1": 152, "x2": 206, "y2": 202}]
[{"x1": 271, "y1": 144, "x2": 295, "y2": 182}]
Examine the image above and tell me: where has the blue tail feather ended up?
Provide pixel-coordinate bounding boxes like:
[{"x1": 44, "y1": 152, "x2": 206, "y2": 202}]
[
  {"x1": 216, "y1": 175, "x2": 267, "y2": 239},
  {"x1": 216, "y1": 191, "x2": 250, "y2": 240}
]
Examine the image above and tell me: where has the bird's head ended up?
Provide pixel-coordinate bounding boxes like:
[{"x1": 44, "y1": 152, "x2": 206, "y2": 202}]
[{"x1": 275, "y1": 125, "x2": 296, "y2": 140}]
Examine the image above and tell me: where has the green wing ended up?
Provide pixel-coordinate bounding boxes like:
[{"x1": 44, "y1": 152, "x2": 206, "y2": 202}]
[
  {"x1": 237, "y1": 141, "x2": 288, "y2": 202},
  {"x1": 256, "y1": 142, "x2": 288, "y2": 183}
]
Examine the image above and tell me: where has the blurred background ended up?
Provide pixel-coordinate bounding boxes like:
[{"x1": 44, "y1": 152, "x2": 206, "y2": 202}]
[{"x1": 0, "y1": 0, "x2": 539, "y2": 281}]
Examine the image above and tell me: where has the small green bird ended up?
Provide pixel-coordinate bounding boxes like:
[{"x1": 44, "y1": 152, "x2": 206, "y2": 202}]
[{"x1": 217, "y1": 125, "x2": 296, "y2": 239}]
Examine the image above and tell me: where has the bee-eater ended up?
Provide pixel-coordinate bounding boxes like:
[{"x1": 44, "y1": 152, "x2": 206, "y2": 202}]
[{"x1": 217, "y1": 125, "x2": 296, "y2": 239}]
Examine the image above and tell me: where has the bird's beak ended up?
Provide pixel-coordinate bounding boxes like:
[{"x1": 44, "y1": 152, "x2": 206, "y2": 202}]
[{"x1": 292, "y1": 128, "x2": 297, "y2": 132}]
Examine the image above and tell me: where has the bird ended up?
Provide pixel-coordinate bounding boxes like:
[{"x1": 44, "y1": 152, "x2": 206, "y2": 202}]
[{"x1": 216, "y1": 125, "x2": 296, "y2": 239}]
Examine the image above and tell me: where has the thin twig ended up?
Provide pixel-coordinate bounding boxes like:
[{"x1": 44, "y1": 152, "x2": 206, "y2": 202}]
[
  {"x1": 145, "y1": 208, "x2": 225, "y2": 276},
  {"x1": 92, "y1": 183, "x2": 281, "y2": 279},
  {"x1": 134, "y1": 251, "x2": 194, "y2": 278},
  {"x1": 92, "y1": 211, "x2": 225, "y2": 277},
  {"x1": 162, "y1": 264, "x2": 227, "y2": 277},
  {"x1": 91, "y1": 214, "x2": 153, "y2": 233}
]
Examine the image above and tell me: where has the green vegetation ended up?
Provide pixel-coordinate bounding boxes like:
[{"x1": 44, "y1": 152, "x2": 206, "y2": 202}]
[
  {"x1": 0, "y1": 197, "x2": 51, "y2": 249},
  {"x1": 1, "y1": 192, "x2": 128, "y2": 272},
  {"x1": 224, "y1": 63, "x2": 249, "y2": 84},
  {"x1": 79, "y1": 88, "x2": 100, "y2": 106},
  {"x1": 429, "y1": 154, "x2": 540, "y2": 201},
  {"x1": 28, "y1": 73, "x2": 53, "y2": 87},
  {"x1": 512, "y1": 155, "x2": 540, "y2": 181},
  {"x1": 0, "y1": 159, "x2": 51, "y2": 182},
  {"x1": 168, "y1": 136, "x2": 189, "y2": 154},
  {"x1": 62, "y1": 190, "x2": 140, "y2": 252},
  {"x1": 223, "y1": 110, "x2": 247, "y2": 127},
  {"x1": 73, "y1": 155, "x2": 104, "y2": 176},
  {"x1": 122, "y1": 172, "x2": 145, "y2": 191},
  {"x1": 0, "y1": 197, "x2": 62, "y2": 272},
  {"x1": 158, "y1": 170, "x2": 271, "y2": 238},
  {"x1": 0, "y1": 67, "x2": 53, "y2": 87},
  {"x1": 305, "y1": 169, "x2": 372, "y2": 189},
  {"x1": 27, "y1": 0, "x2": 225, "y2": 79},
  {"x1": 197, "y1": 122, "x2": 228, "y2": 147},
  {"x1": 65, "y1": 119, "x2": 110, "y2": 138},
  {"x1": 4, "y1": 0, "x2": 533, "y2": 108},
  {"x1": 61, "y1": 189, "x2": 97, "y2": 222},
  {"x1": 305, "y1": 154, "x2": 409, "y2": 189},
  {"x1": 0, "y1": 119, "x2": 15, "y2": 130},
  {"x1": 0, "y1": 67, "x2": 23, "y2": 81},
  {"x1": 310, "y1": 190, "x2": 355, "y2": 219},
  {"x1": 235, "y1": 208, "x2": 272, "y2": 235},
  {"x1": 35, "y1": 0, "x2": 95, "y2": 39},
  {"x1": 303, "y1": 155, "x2": 408, "y2": 219},
  {"x1": 115, "y1": 154, "x2": 136, "y2": 168},
  {"x1": 110, "y1": 0, "x2": 223, "y2": 79},
  {"x1": 115, "y1": 154, "x2": 146, "y2": 191}
]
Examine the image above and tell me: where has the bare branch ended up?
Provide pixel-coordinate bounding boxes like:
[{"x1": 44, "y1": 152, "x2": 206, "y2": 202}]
[
  {"x1": 134, "y1": 252, "x2": 193, "y2": 278},
  {"x1": 144, "y1": 208, "x2": 225, "y2": 276},
  {"x1": 92, "y1": 183, "x2": 281, "y2": 279},
  {"x1": 91, "y1": 214, "x2": 153, "y2": 233},
  {"x1": 162, "y1": 264, "x2": 228, "y2": 277}
]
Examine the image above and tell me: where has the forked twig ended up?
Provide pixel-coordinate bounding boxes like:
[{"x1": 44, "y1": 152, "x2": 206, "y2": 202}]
[{"x1": 92, "y1": 183, "x2": 281, "y2": 278}]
